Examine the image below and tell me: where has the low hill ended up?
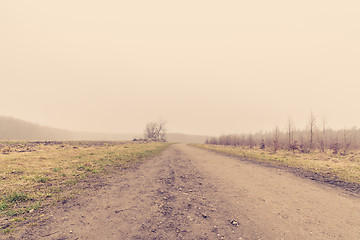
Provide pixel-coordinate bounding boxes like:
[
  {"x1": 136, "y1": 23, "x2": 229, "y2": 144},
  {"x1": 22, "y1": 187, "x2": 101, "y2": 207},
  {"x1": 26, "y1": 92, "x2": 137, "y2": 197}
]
[
  {"x1": 0, "y1": 116, "x2": 207, "y2": 143},
  {"x1": 0, "y1": 116, "x2": 136, "y2": 141}
]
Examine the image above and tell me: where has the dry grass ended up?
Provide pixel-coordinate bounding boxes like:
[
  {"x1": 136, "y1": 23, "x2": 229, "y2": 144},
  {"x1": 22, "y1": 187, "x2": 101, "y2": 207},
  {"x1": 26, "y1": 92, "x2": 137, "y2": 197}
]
[
  {"x1": 194, "y1": 144, "x2": 360, "y2": 188},
  {"x1": 0, "y1": 141, "x2": 169, "y2": 229}
]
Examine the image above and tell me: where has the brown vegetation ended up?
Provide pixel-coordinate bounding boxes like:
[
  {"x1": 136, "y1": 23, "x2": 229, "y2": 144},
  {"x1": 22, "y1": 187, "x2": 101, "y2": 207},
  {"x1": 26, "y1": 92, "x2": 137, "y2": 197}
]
[
  {"x1": 202, "y1": 113, "x2": 360, "y2": 194},
  {"x1": 206, "y1": 114, "x2": 360, "y2": 155},
  {"x1": 0, "y1": 141, "x2": 169, "y2": 234}
]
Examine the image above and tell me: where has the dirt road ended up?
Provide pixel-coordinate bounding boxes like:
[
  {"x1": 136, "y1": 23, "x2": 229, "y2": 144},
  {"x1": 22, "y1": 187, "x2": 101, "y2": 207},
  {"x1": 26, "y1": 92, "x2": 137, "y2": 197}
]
[{"x1": 12, "y1": 144, "x2": 360, "y2": 239}]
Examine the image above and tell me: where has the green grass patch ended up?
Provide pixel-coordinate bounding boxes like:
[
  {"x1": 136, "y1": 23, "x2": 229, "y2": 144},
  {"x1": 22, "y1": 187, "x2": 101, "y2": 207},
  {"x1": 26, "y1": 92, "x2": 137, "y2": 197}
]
[
  {"x1": 3, "y1": 228, "x2": 14, "y2": 234},
  {"x1": 0, "y1": 201, "x2": 8, "y2": 211},
  {"x1": 0, "y1": 140, "x2": 170, "y2": 232},
  {"x1": 34, "y1": 175, "x2": 49, "y2": 183},
  {"x1": 6, "y1": 192, "x2": 29, "y2": 203}
]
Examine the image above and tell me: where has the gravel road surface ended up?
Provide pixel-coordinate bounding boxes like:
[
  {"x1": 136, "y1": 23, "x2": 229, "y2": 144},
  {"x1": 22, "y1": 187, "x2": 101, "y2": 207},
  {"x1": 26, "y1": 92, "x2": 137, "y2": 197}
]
[{"x1": 12, "y1": 144, "x2": 360, "y2": 240}]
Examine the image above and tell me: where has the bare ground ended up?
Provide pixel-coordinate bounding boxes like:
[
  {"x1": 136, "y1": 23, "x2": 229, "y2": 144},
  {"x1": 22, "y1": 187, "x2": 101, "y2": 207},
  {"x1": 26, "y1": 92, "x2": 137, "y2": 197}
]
[{"x1": 4, "y1": 144, "x2": 360, "y2": 239}]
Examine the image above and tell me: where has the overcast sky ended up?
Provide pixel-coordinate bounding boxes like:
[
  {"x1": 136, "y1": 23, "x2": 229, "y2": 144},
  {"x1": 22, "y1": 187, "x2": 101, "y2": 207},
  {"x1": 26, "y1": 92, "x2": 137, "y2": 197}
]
[{"x1": 1, "y1": 1, "x2": 359, "y2": 135}]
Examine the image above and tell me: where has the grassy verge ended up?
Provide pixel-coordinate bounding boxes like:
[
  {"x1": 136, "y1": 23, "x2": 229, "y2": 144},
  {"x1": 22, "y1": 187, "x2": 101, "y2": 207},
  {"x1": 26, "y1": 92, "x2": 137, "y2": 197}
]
[
  {"x1": 0, "y1": 141, "x2": 169, "y2": 233},
  {"x1": 193, "y1": 144, "x2": 360, "y2": 193}
]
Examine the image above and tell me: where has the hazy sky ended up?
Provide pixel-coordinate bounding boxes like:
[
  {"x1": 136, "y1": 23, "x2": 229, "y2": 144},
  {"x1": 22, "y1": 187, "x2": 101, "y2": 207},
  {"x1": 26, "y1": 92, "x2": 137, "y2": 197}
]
[{"x1": 1, "y1": 1, "x2": 359, "y2": 135}]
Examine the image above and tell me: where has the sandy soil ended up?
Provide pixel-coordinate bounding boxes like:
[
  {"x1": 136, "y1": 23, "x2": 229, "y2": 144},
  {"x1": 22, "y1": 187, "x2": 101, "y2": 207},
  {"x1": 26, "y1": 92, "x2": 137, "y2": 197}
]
[{"x1": 6, "y1": 144, "x2": 360, "y2": 239}]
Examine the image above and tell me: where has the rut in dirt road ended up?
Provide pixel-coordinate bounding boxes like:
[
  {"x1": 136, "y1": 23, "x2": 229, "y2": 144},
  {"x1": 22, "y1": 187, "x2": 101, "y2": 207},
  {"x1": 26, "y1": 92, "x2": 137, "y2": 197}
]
[{"x1": 13, "y1": 144, "x2": 360, "y2": 240}]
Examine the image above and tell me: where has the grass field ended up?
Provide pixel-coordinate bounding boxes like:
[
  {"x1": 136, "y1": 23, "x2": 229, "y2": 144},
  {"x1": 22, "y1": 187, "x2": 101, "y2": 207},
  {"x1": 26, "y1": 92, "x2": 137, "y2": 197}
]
[
  {"x1": 0, "y1": 141, "x2": 169, "y2": 233},
  {"x1": 194, "y1": 144, "x2": 360, "y2": 192}
]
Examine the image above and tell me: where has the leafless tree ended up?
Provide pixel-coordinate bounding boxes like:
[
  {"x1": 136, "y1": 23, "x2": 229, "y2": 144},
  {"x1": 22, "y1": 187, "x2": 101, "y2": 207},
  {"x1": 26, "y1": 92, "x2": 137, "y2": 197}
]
[
  {"x1": 331, "y1": 142, "x2": 340, "y2": 154},
  {"x1": 204, "y1": 115, "x2": 360, "y2": 153},
  {"x1": 308, "y1": 112, "x2": 316, "y2": 151},
  {"x1": 342, "y1": 127, "x2": 351, "y2": 155},
  {"x1": 318, "y1": 116, "x2": 327, "y2": 152},
  {"x1": 156, "y1": 120, "x2": 167, "y2": 142},
  {"x1": 287, "y1": 117, "x2": 295, "y2": 151},
  {"x1": 144, "y1": 122, "x2": 156, "y2": 140},
  {"x1": 273, "y1": 126, "x2": 280, "y2": 153},
  {"x1": 144, "y1": 120, "x2": 167, "y2": 142},
  {"x1": 290, "y1": 140, "x2": 298, "y2": 153},
  {"x1": 248, "y1": 134, "x2": 254, "y2": 148}
]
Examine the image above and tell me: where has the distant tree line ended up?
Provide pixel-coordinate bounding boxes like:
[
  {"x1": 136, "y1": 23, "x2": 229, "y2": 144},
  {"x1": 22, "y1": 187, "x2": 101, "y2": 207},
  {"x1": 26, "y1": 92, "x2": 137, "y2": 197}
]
[{"x1": 206, "y1": 113, "x2": 360, "y2": 155}]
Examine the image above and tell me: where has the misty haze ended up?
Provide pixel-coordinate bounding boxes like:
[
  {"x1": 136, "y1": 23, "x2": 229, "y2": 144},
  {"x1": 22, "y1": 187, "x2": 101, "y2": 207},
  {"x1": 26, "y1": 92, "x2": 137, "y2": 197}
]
[{"x1": 1, "y1": 1, "x2": 360, "y2": 239}]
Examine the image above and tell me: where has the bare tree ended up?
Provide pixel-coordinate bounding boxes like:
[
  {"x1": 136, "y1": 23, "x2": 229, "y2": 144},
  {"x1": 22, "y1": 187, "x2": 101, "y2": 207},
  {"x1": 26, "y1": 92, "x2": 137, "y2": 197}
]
[
  {"x1": 290, "y1": 140, "x2": 298, "y2": 153},
  {"x1": 247, "y1": 134, "x2": 254, "y2": 148},
  {"x1": 273, "y1": 126, "x2": 280, "y2": 153},
  {"x1": 342, "y1": 127, "x2": 351, "y2": 155},
  {"x1": 287, "y1": 117, "x2": 295, "y2": 151},
  {"x1": 308, "y1": 112, "x2": 316, "y2": 151},
  {"x1": 318, "y1": 116, "x2": 327, "y2": 152},
  {"x1": 144, "y1": 120, "x2": 167, "y2": 142},
  {"x1": 204, "y1": 114, "x2": 360, "y2": 153},
  {"x1": 144, "y1": 122, "x2": 157, "y2": 140},
  {"x1": 156, "y1": 120, "x2": 167, "y2": 142}
]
